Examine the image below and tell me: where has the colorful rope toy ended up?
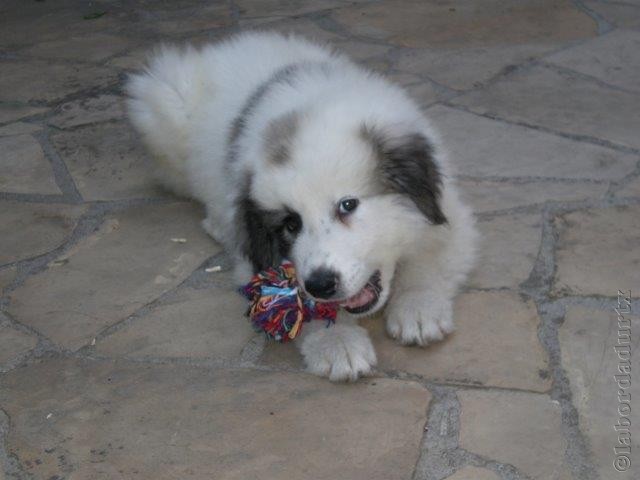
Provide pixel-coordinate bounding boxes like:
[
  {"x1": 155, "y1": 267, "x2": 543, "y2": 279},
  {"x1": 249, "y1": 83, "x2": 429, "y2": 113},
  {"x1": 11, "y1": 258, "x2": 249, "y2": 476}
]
[{"x1": 240, "y1": 261, "x2": 339, "y2": 342}]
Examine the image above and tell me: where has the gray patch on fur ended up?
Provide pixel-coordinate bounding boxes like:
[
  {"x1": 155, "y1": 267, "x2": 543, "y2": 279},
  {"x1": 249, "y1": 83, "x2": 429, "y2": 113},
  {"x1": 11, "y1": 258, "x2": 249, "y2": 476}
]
[{"x1": 263, "y1": 110, "x2": 300, "y2": 165}]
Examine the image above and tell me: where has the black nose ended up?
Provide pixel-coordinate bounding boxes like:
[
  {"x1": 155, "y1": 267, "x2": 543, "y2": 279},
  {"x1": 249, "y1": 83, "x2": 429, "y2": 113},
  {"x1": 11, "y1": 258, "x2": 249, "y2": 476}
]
[{"x1": 304, "y1": 268, "x2": 338, "y2": 299}]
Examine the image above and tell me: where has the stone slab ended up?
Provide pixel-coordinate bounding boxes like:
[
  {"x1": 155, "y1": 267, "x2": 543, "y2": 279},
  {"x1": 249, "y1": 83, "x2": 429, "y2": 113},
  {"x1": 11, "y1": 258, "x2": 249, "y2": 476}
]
[
  {"x1": 48, "y1": 94, "x2": 125, "y2": 129},
  {"x1": 617, "y1": 176, "x2": 640, "y2": 197},
  {"x1": 452, "y1": 65, "x2": 640, "y2": 150},
  {"x1": 0, "y1": 134, "x2": 59, "y2": 195},
  {"x1": 0, "y1": 202, "x2": 85, "y2": 265},
  {"x1": 560, "y1": 306, "x2": 639, "y2": 479},
  {"x1": 97, "y1": 285, "x2": 254, "y2": 361},
  {"x1": 459, "y1": 389, "x2": 570, "y2": 479},
  {"x1": 428, "y1": 105, "x2": 637, "y2": 180},
  {"x1": 0, "y1": 267, "x2": 17, "y2": 292},
  {"x1": 458, "y1": 179, "x2": 608, "y2": 213},
  {"x1": 546, "y1": 29, "x2": 640, "y2": 93},
  {"x1": 236, "y1": 0, "x2": 344, "y2": 18},
  {"x1": 7, "y1": 203, "x2": 220, "y2": 350},
  {"x1": 0, "y1": 105, "x2": 47, "y2": 124},
  {"x1": 553, "y1": 206, "x2": 640, "y2": 297},
  {"x1": 0, "y1": 358, "x2": 430, "y2": 480},
  {"x1": 24, "y1": 34, "x2": 131, "y2": 62},
  {"x1": 469, "y1": 214, "x2": 542, "y2": 290},
  {"x1": 0, "y1": 122, "x2": 41, "y2": 136},
  {"x1": 0, "y1": 60, "x2": 118, "y2": 104},
  {"x1": 584, "y1": 1, "x2": 640, "y2": 29},
  {"x1": 51, "y1": 122, "x2": 165, "y2": 201},
  {"x1": 333, "y1": 0, "x2": 595, "y2": 48}
]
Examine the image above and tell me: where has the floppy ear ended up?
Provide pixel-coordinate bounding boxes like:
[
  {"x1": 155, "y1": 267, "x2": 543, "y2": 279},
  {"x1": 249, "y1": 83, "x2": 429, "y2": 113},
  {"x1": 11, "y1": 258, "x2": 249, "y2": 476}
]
[
  {"x1": 362, "y1": 126, "x2": 447, "y2": 225},
  {"x1": 240, "y1": 196, "x2": 285, "y2": 272}
]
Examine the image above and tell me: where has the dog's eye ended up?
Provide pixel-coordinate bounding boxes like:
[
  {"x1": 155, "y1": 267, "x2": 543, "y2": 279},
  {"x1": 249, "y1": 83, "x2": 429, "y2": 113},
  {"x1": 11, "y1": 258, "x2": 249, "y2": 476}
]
[
  {"x1": 283, "y1": 213, "x2": 302, "y2": 234},
  {"x1": 338, "y1": 197, "x2": 359, "y2": 215}
]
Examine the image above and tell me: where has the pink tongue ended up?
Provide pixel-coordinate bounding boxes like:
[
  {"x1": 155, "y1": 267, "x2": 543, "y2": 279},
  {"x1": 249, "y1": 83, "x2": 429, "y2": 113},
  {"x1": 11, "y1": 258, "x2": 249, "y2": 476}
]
[{"x1": 343, "y1": 286, "x2": 375, "y2": 309}]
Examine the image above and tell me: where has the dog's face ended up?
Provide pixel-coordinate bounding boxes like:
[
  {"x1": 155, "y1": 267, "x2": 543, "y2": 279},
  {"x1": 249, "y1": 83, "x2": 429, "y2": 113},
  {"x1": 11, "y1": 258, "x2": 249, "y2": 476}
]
[{"x1": 240, "y1": 108, "x2": 446, "y2": 316}]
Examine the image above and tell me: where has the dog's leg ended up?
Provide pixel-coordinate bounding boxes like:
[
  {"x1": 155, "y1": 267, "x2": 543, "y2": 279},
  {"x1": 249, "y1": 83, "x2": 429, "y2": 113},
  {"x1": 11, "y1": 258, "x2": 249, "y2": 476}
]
[
  {"x1": 297, "y1": 313, "x2": 377, "y2": 382},
  {"x1": 386, "y1": 220, "x2": 477, "y2": 346}
]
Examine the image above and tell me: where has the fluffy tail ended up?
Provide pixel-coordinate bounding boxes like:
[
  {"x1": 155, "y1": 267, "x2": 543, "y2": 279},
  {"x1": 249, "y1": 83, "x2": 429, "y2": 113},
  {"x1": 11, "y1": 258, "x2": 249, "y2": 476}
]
[{"x1": 126, "y1": 46, "x2": 204, "y2": 197}]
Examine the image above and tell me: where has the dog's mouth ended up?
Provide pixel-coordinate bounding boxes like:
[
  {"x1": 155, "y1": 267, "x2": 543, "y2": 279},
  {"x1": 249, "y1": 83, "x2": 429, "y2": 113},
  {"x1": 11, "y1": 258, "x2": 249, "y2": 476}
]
[{"x1": 340, "y1": 270, "x2": 382, "y2": 314}]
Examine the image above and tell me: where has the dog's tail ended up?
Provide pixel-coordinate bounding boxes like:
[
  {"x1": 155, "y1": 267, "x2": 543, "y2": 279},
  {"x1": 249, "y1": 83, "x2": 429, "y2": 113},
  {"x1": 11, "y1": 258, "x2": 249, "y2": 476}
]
[{"x1": 126, "y1": 46, "x2": 205, "y2": 197}]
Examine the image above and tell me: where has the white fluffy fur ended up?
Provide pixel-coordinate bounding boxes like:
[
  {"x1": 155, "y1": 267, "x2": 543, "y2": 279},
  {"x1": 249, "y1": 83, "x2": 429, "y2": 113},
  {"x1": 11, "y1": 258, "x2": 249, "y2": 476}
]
[{"x1": 127, "y1": 32, "x2": 478, "y2": 381}]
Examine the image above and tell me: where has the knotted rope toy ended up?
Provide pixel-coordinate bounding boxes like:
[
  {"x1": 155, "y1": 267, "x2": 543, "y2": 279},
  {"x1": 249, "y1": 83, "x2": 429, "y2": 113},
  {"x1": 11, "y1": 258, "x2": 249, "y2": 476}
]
[{"x1": 240, "y1": 261, "x2": 339, "y2": 342}]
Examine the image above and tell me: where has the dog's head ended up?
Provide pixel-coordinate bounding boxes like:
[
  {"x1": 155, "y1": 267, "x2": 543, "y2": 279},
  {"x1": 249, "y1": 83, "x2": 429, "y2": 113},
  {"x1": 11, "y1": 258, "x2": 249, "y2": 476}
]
[{"x1": 238, "y1": 103, "x2": 446, "y2": 315}]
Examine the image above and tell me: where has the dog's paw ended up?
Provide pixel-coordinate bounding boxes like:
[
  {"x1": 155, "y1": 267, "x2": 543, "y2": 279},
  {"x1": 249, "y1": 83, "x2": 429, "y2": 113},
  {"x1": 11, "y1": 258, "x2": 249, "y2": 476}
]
[
  {"x1": 299, "y1": 324, "x2": 377, "y2": 382},
  {"x1": 385, "y1": 292, "x2": 454, "y2": 346}
]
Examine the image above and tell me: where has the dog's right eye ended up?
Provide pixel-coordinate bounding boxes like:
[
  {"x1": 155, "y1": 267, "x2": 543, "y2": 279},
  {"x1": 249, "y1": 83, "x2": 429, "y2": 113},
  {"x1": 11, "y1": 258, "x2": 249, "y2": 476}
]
[{"x1": 283, "y1": 213, "x2": 302, "y2": 234}]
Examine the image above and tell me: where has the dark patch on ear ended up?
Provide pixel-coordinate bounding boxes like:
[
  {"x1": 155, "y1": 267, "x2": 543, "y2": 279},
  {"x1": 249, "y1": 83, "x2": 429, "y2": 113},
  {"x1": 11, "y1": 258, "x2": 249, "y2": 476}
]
[
  {"x1": 263, "y1": 110, "x2": 299, "y2": 165},
  {"x1": 362, "y1": 125, "x2": 447, "y2": 225},
  {"x1": 236, "y1": 175, "x2": 301, "y2": 272}
]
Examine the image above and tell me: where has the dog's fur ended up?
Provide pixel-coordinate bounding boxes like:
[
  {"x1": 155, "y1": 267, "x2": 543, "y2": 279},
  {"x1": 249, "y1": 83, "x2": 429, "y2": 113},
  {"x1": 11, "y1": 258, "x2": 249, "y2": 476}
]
[{"x1": 127, "y1": 32, "x2": 477, "y2": 381}]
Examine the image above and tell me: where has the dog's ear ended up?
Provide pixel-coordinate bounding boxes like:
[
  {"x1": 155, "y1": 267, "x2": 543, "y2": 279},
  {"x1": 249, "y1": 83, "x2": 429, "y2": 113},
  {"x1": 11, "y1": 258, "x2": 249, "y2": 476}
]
[
  {"x1": 241, "y1": 196, "x2": 285, "y2": 272},
  {"x1": 362, "y1": 125, "x2": 447, "y2": 225}
]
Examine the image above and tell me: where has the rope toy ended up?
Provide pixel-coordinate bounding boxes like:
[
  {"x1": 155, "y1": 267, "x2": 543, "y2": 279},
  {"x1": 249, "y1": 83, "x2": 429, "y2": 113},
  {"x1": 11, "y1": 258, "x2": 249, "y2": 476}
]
[{"x1": 240, "y1": 261, "x2": 338, "y2": 342}]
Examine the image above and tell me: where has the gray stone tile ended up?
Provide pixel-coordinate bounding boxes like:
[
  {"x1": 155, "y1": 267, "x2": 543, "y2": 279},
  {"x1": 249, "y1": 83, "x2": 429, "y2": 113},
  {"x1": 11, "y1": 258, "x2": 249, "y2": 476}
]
[
  {"x1": 0, "y1": 122, "x2": 41, "y2": 136},
  {"x1": 445, "y1": 467, "x2": 500, "y2": 480},
  {"x1": 97, "y1": 285, "x2": 255, "y2": 361},
  {"x1": 333, "y1": 0, "x2": 595, "y2": 48},
  {"x1": 0, "y1": 358, "x2": 430, "y2": 480},
  {"x1": 48, "y1": 94, "x2": 125, "y2": 129},
  {"x1": 24, "y1": 34, "x2": 132, "y2": 62},
  {"x1": 428, "y1": 105, "x2": 638, "y2": 180},
  {"x1": 0, "y1": 135, "x2": 59, "y2": 194},
  {"x1": 457, "y1": 179, "x2": 608, "y2": 213},
  {"x1": 459, "y1": 390, "x2": 571, "y2": 479},
  {"x1": 0, "y1": 266, "x2": 17, "y2": 292},
  {"x1": 584, "y1": 1, "x2": 640, "y2": 29},
  {"x1": 0, "y1": 105, "x2": 47, "y2": 124},
  {"x1": 0, "y1": 321, "x2": 36, "y2": 373},
  {"x1": 546, "y1": 29, "x2": 640, "y2": 93},
  {"x1": 262, "y1": 292, "x2": 551, "y2": 392},
  {"x1": 560, "y1": 306, "x2": 639, "y2": 480},
  {"x1": 51, "y1": 122, "x2": 166, "y2": 201},
  {"x1": 0, "y1": 59, "x2": 118, "y2": 104},
  {"x1": 236, "y1": 0, "x2": 345, "y2": 18},
  {"x1": 7, "y1": 203, "x2": 220, "y2": 350},
  {"x1": 452, "y1": 65, "x2": 640, "y2": 150},
  {"x1": 617, "y1": 176, "x2": 640, "y2": 197},
  {"x1": 0, "y1": 202, "x2": 85, "y2": 265},
  {"x1": 553, "y1": 206, "x2": 640, "y2": 297},
  {"x1": 469, "y1": 214, "x2": 542, "y2": 289}
]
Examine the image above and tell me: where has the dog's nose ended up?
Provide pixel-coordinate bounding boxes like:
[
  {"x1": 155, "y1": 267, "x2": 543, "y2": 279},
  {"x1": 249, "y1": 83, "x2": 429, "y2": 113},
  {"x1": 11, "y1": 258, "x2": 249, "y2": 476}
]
[{"x1": 304, "y1": 268, "x2": 338, "y2": 299}]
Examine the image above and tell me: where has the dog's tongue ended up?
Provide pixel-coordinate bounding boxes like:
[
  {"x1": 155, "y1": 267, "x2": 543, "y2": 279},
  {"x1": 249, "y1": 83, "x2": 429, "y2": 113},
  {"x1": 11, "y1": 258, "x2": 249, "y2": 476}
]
[{"x1": 342, "y1": 285, "x2": 375, "y2": 309}]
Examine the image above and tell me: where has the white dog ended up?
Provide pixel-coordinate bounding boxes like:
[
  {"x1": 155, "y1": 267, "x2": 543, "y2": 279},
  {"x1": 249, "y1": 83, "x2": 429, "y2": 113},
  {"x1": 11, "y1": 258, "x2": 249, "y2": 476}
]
[{"x1": 127, "y1": 32, "x2": 477, "y2": 381}]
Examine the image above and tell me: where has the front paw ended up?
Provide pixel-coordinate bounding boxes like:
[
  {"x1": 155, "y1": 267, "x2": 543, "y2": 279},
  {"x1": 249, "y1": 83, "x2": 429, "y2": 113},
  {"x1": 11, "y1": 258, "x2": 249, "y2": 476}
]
[
  {"x1": 385, "y1": 292, "x2": 454, "y2": 346},
  {"x1": 299, "y1": 324, "x2": 377, "y2": 382}
]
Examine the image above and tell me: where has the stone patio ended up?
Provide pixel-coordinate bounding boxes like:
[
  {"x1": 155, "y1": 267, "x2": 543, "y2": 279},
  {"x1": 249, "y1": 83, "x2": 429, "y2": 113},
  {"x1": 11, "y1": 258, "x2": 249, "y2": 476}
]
[{"x1": 0, "y1": 1, "x2": 638, "y2": 479}]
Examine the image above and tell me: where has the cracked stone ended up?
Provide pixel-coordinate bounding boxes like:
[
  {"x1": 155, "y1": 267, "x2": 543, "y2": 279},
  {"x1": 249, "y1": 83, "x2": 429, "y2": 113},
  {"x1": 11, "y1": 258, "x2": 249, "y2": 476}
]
[
  {"x1": 0, "y1": 105, "x2": 47, "y2": 124},
  {"x1": 546, "y1": 29, "x2": 640, "y2": 93},
  {"x1": 142, "y1": 2, "x2": 233, "y2": 35},
  {"x1": 0, "y1": 202, "x2": 85, "y2": 265},
  {"x1": 96, "y1": 285, "x2": 254, "y2": 360},
  {"x1": 0, "y1": 135, "x2": 59, "y2": 195},
  {"x1": 459, "y1": 390, "x2": 570, "y2": 479},
  {"x1": 445, "y1": 466, "x2": 500, "y2": 480},
  {"x1": 24, "y1": 34, "x2": 132, "y2": 62},
  {"x1": 452, "y1": 65, "x2": 640, "y2": 150},
  {"x1": 0, "y1": 322, "x2": 37, "y2": 373},
  {"x1": 584, "y1": 1, "x2": 640, "y2": 29},
  {"x1": 470, "y1": 214, "x2": 542, "y2": 289},
  {"x1": 0, "y1": 358, "x2": 430, "y2": 480},
  {"x1": 7, "y1": 202, "x2": 220, "y2": 350},
  {"x1": 429, "y1": 105, "x2": 638, "y2": 180},
  {"x1": 0, "y1": 59, "x2": 118, "y2": 104},
  {"x1": 458, "y1": 179, "x2": 608, "y2": 213},
  {"x1": 333, "y1": 0, "x2": 595, "y2": 48},
  {"x1": 236, "y1": 0, "x2": 344, "y2": 18},
  {"x1": 0, "y1": 122, "x2": 41, "y2": 136},
  {"x1": 262, "y1": 291, "x2": 550, "y2": 392},
  {"x1": 48, "y1": 94, "x2": 125, "y2": 129},
  {"x1": 560, "y1": 306, "x2": 639, "y2": 480},
  {"x1": 0, "y1": 266, "x2": 17, "y2": 291},
  {"x1": 51, "y1": 121, "x2": 166, "y2": 201},
  {"x1": 553, "y1": 206, "x2": 640, "y2": 296}
]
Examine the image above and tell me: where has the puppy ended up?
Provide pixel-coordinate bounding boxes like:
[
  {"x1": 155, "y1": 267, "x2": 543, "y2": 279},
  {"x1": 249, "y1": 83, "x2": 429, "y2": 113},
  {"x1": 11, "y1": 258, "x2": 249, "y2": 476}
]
[{"x1": 127, "y1": 32, "x2": 477, "y2": 381}]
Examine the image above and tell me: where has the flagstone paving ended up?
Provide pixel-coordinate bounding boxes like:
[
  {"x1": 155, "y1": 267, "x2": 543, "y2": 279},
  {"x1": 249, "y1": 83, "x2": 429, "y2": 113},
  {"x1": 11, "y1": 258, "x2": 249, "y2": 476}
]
[{"x1": 1, "y1": 1, "x2": 639, "y2": 479}]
